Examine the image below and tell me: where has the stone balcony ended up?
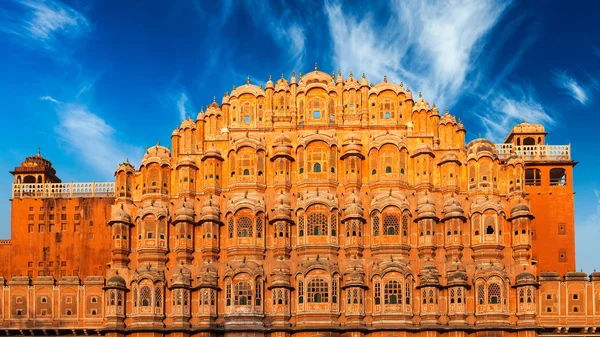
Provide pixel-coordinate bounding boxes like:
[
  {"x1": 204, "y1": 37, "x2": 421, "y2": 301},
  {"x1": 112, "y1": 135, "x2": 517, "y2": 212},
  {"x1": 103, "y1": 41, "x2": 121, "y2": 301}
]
[
  {"x1": 11, "y1": 182, "x2": 115, "y2": 199},
  {"x1": 495, "y1": 144, "x2": 571, "y2": 161}
]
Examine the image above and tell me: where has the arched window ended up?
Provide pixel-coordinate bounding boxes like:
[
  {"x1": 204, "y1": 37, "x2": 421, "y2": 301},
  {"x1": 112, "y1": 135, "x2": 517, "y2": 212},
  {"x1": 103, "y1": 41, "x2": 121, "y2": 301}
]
[
  {"x1": 525, "y1": 168, "x2": 542, "y2": 186},
  {"x1": 243, "y1": 169, "x2": 250, "y2": 176},
  {"x1": 313, "y1": 163, "x2": 322, "y2": 172},
  {"x1": 402, "y1": 215, "x2": 409, "y2": 236},
  {"x1": 234, "y1": 282, "x2": 252, "y2": 306},
  {"x1": 486, "y1": 226, "x2": 495, "y2": 234},
  {"x1": 140, "y1": 286, "x2": 151, "y2": 307},
  {"x1": 109, "y1": 291, "x2": 115, "y2": 305},
  {"x1": 385, "y1": 166, "x2": 392, "y2": 173},
  {"x1": 550, "y1": 168, "x2": 567, "y2": 186},
  {"x1": 237, "y1": 217, "x2": 253, "y2": 237},
  {"x1": 155, "y1": 287, "x2": 162, "y2": 307},
  {"x1": 383, "y1": 215, "x2": 399, "y2": 235},
  {"x1": 228, "y1": 218, "x2": 234, "y2": 238},
  {"x1": 384, "y1": 280, "x2": 402, "y2": 304},
  {"x1": 308, "y1": 212, "x2": 327, "y2": 236},
  {"x1": 488, "y1": 283, "x2": 501, "y2": 304},
  {"x1": 307, "y1": 278, "x2": 328, "y2": 303},
  {"x1": 298, "y1": 215, "x2": 305, "y2": 237},
  {"x1": 298, "y1": 280, "x2": 304, "y2": 304},
  {"x1": 477, "y1": 284, "x2": 485, "y2": 305},
  {"x1": 523, "y1": 137, "x2": 535, "y2": 145}
]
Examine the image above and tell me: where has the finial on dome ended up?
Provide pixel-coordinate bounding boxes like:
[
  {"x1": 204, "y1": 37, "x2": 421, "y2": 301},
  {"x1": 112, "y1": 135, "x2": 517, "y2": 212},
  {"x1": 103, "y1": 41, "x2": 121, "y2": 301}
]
[
  {"x1": 384, "y1": 75, "x2": 387, "y2": 82},
  {"x1": 299, "y1": 71, "x2": 303, "y2": 79},
  {"x1": 224, "y1": 91, "x2": 227, "y2": 97},
  {"x1": 521, "y1": 118, "x2": 525, "y2": 123},
  {"x1": 259, "y1": 84, "x2": 263, "y2": 89},
  {"x1": 269, "y1": 74, "x2": 272, "y2": 81},
  {"x1": 246, "y1": 76, "x2": 250, "y2": 85},
  {"x1": 156, "y1": 140, "x2": 160, "y2": 146},
  {"x1": 281, "y1": 73, "x2": 285, "y2": 79},
  {"x1": 445, "y1": 108, "x2": 449, "y2": 114},
  {"x1": 125, "y1": 158, "x2": 130, "y2": 164},
  {"x1": 400, "y1": 82, "x2": 403, "y2": 87},
  {"x1": 432, "y1": 102, "x2": 436, "y2": 108},
  {"x1": 332, "y1": 71, "x2": 335, "y2": 78},
  {"x1": 362, "y1": 73, "x2": 366, "y2": 79},
  {"x1": 292, "y1": 70, "x2": 295, "y2": 77},
  {"x1": 419, "y1": 92, "x2": 422, "y2": 98},
  {"x1": 314, "y1": 63, "x2": 318, "y2": 71},
  {"x1": 213, "y1": 96, "x2": 216, "y2": 103},
  {"x1": 232, "y1": 85, "x2": 236, "y2": 90},
  {"x1": 338, "y1": 68, "x2": 341, "y2": 76},
  {"x1": 370, "y1": 82, "x2": 373, "y2": 86},
  {"x1": 349, "y1": 71, "x2": 353, "y2": 78},
  {"x1": 37, "y1": 147, "x2": 41, "y2": 156}
]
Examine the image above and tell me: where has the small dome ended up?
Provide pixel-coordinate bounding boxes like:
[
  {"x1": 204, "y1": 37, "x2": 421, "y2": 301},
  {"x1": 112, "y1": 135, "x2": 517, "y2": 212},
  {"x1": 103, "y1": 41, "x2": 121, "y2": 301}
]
[
  {"x1": 266, "y1": 75, "x2": 274, "y2": 88},
  {"x1": 202, "y1": 146, "x2": 223, "y2": 161},
  {"x1": 443, "y1": 195, "x2": 465, "y2": 220},
  {"x1": 106, "y1": 275, "x2": 126, "y2": 288},
  {"x1": 221, "y1": 127, "x2": 229, "y2": 134},
  {"x1": 416, "y1": 192, "x2": 437, "y2": 220},
  {"x1": 171, "y1": 128, "x2": 180, "y2": 137},
  {"x1": 467, "y1": 139, "x2": 497, "y2": 159},
  {"x1": 509, "y1": 203, "x2": 534, "y2": 220},
  {"x1": 174, "y1": 198, "x2": 195, "y2": 222},
  {"x1": 115, "y1": 159, "x2": 135, "y2": 175},
  {"x1": 200, "y1": 195, "x2": 220, "y2": 222},
  {"x1": 274, "y1": 132, "x2": 292, "y2": 144},
  {"x1": 418, "y1": 260, "x2": 440, "y2": 286},
  {"x1": 413, "y1": 142, "x2": 433, "y2": 157},
  {"x1": 359, "y1": 73, "x2": 369, "y2": 86},
  {"x1": 343, "y1": 190, "x2": 363, "y2": 220},
  {"x1": 110, "y1": 204, "x2": 131, "y2": 224},
  {"x1": 176, "y1": 155, "x2": 197, "y2": 169},
  {"x1": 142, "y1": 145, "x2": 171, "y2": 166},
  {"x1": 412, "y1": 94, "x2": 431, "y2": 112}
]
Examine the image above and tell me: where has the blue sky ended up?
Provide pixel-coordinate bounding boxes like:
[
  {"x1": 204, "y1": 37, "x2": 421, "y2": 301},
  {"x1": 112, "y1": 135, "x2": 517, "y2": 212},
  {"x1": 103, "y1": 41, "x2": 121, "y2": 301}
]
[{"x1": 0, "y1": 0, "x2": 599, "y2": 271}]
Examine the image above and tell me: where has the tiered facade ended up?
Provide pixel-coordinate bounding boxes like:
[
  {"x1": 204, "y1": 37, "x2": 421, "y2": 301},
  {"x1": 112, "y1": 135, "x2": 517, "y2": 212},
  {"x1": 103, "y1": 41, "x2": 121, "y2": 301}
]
[{"x1": 1, "y1": 68, "x2": 593, "y2": 337}]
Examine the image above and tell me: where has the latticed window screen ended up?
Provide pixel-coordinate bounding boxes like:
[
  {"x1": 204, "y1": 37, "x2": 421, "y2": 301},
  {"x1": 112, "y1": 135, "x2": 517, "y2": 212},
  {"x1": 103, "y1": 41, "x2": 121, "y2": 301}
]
[
  {"x1": 255, "y1": 281, "x2": 262, "y2": 306},
  {"x1": 307, "y1": 278, "x2": 329, "y2": 303},
  {"x1": 405, "y1": 281, "x2": 411, "y2": 304},
  {"x1": 527, "y1": 288, "x2": 534, "y2": 303},
  {"x1": 477, "y1": 284, "x2": 485, "y2": 304},
  {"x1": 237, "y1": 217, "x2": 253, "y2": 237},
  {"x1": 133, "y1": 286, "x2": 138, "y2": 307},
  {"x1": 234, "y1": 282, "x2": 252, "y2": 306},
  {"x1": 450, "y1": 288, "x2": 455, "y2": 303},
  {"x1": 140, "y1": 286, "x2": 151, "y2": 307},
  {"x1": 298, "y1": 215, "x2": 305, "y2": 236},
  {"x1": 429, "y1": 289, "x2": 436, "y2": 303},
  {"x1": 203, "y1": 290, "x2": 209, "y2": 305},
  {"x1": 155, "y1": 287, "x2": 162, "y2": 307},
  {"x1": 298, "y1": 280, "x2": 304, "y2": 303},
  {"x1": 183, "y1": 290, "x2": 189, "y2": 306},
  {"x1": 332, "y1": 278, "x2": 338, "y2": 303},
  {"x1": 173, "y1": 289, "x2": 182, "y2": 305},
  {"x1": 457, "y1": 288, "x2": 463, "y2": 303},
  {"x1": 383, "y1": 215, "x2": 399, "y2": 235},
  {"x1": 373, "y1": 215, "x2": 380, "y2": 236},
  {"x1": 330, "y1": 213, "x2": 337, "y2": 236},
  {"x1": 374, "y1": 281, "x2": 381, "y2": 304},
  {"x1": 384, "y1": 280, "x2": 402, "y2": 304},
  {"x1": 402, "y1": 215, "x2": 409, "y2": 236},
  {"x1": 226, "y1": 282, "x2": 232, "y2": 306},
  {"x1": 308, "y1": 212, "x2": 328, "y2": 236},
  {"x1": 256, "y1": 217, "x2": 263, "y2": 238},
  {"x1": 488, "y1": 283, "x2": 501, "y2": 304},
  {"x1": 117, "y1": 291, "x2": 123, "y2": 306},
  {"x1": 228, "y1": 218, "x2": 234, "y2": 238},
  {"x1": 519, "y1": 288, "x2": 525, "y2": 303}
]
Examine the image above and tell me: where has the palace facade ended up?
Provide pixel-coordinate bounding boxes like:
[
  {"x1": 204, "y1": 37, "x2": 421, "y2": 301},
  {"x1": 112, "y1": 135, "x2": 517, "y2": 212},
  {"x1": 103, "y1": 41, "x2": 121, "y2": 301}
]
[{"x1": 1, "y1": 67, "x2": 594, "y2": 337}]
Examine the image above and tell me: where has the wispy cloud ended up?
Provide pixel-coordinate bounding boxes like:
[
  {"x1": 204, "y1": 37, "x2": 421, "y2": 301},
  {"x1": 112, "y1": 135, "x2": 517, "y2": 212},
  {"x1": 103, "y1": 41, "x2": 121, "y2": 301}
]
[
  {"x1": 553, "y1": 71, "x2": 590, "y2": 105},
  {"x1": 0, "y1": 0, "x2": 90, "y2": 51},
  {"x1": 479, "y1": 85, "x2": 554, "y2": 142},
  {"x1": 325, "y1": 0, "x2": 509, "y2": 108},
  {"x1": 41, "y1": 97, "x2": 142, "y2": 177},
  {"x1": 177, "y1": 92, "x2": 192, "y2": 121}
]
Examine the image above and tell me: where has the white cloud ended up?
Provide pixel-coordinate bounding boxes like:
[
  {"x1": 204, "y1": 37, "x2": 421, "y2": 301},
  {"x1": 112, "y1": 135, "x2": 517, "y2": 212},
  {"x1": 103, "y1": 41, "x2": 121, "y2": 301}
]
[
  {"x1": 325, "y1": 0, "x2": 509, "y2": 108},
  {"x1": 0, "y1": 0, "x2": 90, "y2": 51},
  {"x1": 479, "y1": 85, "x2": 554, "y2": 142},
  {"x1": 40, "y1": 95, "x2": 59, "y2": 103},
  {"x1": 553, "y1": 71, "x2": 590, "y2": 105},
  {"x1": 46, "y1": 100, "x2": 142, "y2": 177},
  {"x1": 177, "y1": 92, "x2": 191, "y2": 121}
]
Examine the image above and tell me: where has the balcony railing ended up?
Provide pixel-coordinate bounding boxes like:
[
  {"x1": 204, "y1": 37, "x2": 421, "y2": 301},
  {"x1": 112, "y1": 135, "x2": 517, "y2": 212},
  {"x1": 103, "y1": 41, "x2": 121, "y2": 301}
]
[
  {"x1": 495, "y1": 144, "x2": 570, "y2": 161},
  {"x1": 12, "y1": 182, "x2": 115, "y2": 199}
]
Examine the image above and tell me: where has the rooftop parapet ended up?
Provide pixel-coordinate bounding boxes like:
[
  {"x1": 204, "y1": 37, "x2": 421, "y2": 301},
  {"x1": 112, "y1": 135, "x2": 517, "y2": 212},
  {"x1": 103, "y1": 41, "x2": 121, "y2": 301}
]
[
  {"x1": 495, "y1": 144, "x2": 571, "y2": 161},
  {"x1": 11, "y1": 182, "x2": 115, "y2": 199}
]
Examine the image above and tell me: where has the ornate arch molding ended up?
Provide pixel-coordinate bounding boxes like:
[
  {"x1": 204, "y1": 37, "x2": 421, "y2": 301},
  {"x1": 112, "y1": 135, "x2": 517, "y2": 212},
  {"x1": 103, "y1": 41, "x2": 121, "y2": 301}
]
[
  {"x1": 295, "y1": 258, "x2": 340, "y2": 278},
  {"x1": 368, "y1": 132, "x2": 408, "y2": 152},
  {"x1": 370, "y1": 190, "x2": 412, "y2": 215},
  {"x1": 226, "y1": 192, "x2": 266, "y2": 216},
  {"x1": 295, "y1": 190, "x2": 339, "y2": 212}
]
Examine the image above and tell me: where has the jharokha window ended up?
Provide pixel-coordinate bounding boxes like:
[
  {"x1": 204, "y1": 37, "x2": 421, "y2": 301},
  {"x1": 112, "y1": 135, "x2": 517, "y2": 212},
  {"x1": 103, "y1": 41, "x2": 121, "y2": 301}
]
[
  {"x1": 307, "y1": 278, "x2": 329, "y2": 303},
  {"x1": 234, "y1": 282, "x2": 252, "y2": 306},
  {"x1": 383, "y1": 215, "x2": 399, "y2": 235},
  {"x1": 384, "y1": 280, "x2": 402, "y2": 304},
  {"x1": 237, "y1": 217, "x2": 253, "y2": 237},
  {"x1": 308, "y1": 212, "x2": 328, "y2": 236}
]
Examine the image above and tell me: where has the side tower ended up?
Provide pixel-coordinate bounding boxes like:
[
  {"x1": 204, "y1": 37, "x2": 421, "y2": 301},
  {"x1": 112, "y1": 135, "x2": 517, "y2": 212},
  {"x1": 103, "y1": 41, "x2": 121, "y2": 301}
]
[{"x1": 498, "y1": 120, "x2": 576, "y2": 274}]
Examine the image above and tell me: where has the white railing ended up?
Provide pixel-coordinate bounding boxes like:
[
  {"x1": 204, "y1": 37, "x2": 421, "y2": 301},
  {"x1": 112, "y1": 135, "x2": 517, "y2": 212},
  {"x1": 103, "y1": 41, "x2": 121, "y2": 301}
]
[
  {"x1": 11, "y1": 182, "x2": 115, "y2": 199},
  {"x1": 495, "y1": 144, "x2": 570, "y2": 161}
]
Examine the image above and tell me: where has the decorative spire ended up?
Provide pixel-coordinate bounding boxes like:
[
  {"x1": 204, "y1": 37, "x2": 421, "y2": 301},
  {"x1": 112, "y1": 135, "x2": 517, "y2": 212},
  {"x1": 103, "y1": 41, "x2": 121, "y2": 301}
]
[
  {"x1": 291, "y1": 70, "x2": 295, "y2": 77},
  {"x1": 224, "y1": 91, "x2": 227, "y2": 97},
  {"x1": 269, "y1": 74, "x2": 272, "y2": 81},
  {"x1": 383, "y1": 75, "x2": 387, "y2": 83},
  {"x1": 232, "y1": 85, "x2": 236, "y2": 91},
  {"x1": 213, "y1": 96, "x2": 216, "y2": 103},
  {"x1": 362, "y1": 72, "x2": 366, "y2": 79},
  {"x1": 445, "y1": 108, "x2": 449, "y2": 114},
  {"x1": 349, "y1": 71, "x2": 353, "y2": 78},
  {"x1": 299, "y1": 71, "x2": 303, "y2": 79},
  {"x1": 338, "y1": 68, "x2": 341, "y2": 76},
  {"x1": 259, "y1": 84, "x2": 263, "y2": 90},
  {"x1": 246, "y1": 76, "x2": 250, "y2": 85},
  {"x1": 314, "y1": 63, "x2": 318, "y2": 71},
  {"x1": 521, "y1": 118, "x2": 525, "y2": 123},
  {"x1": 281, "y1": 73, "x2": 285, "y2": 79},
  {"x1": 419, "y1": 92, "x2": 422, "y2": 98},
  {"x1": 400, "y1": 81, "x2": 403, "y2": 87}
]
